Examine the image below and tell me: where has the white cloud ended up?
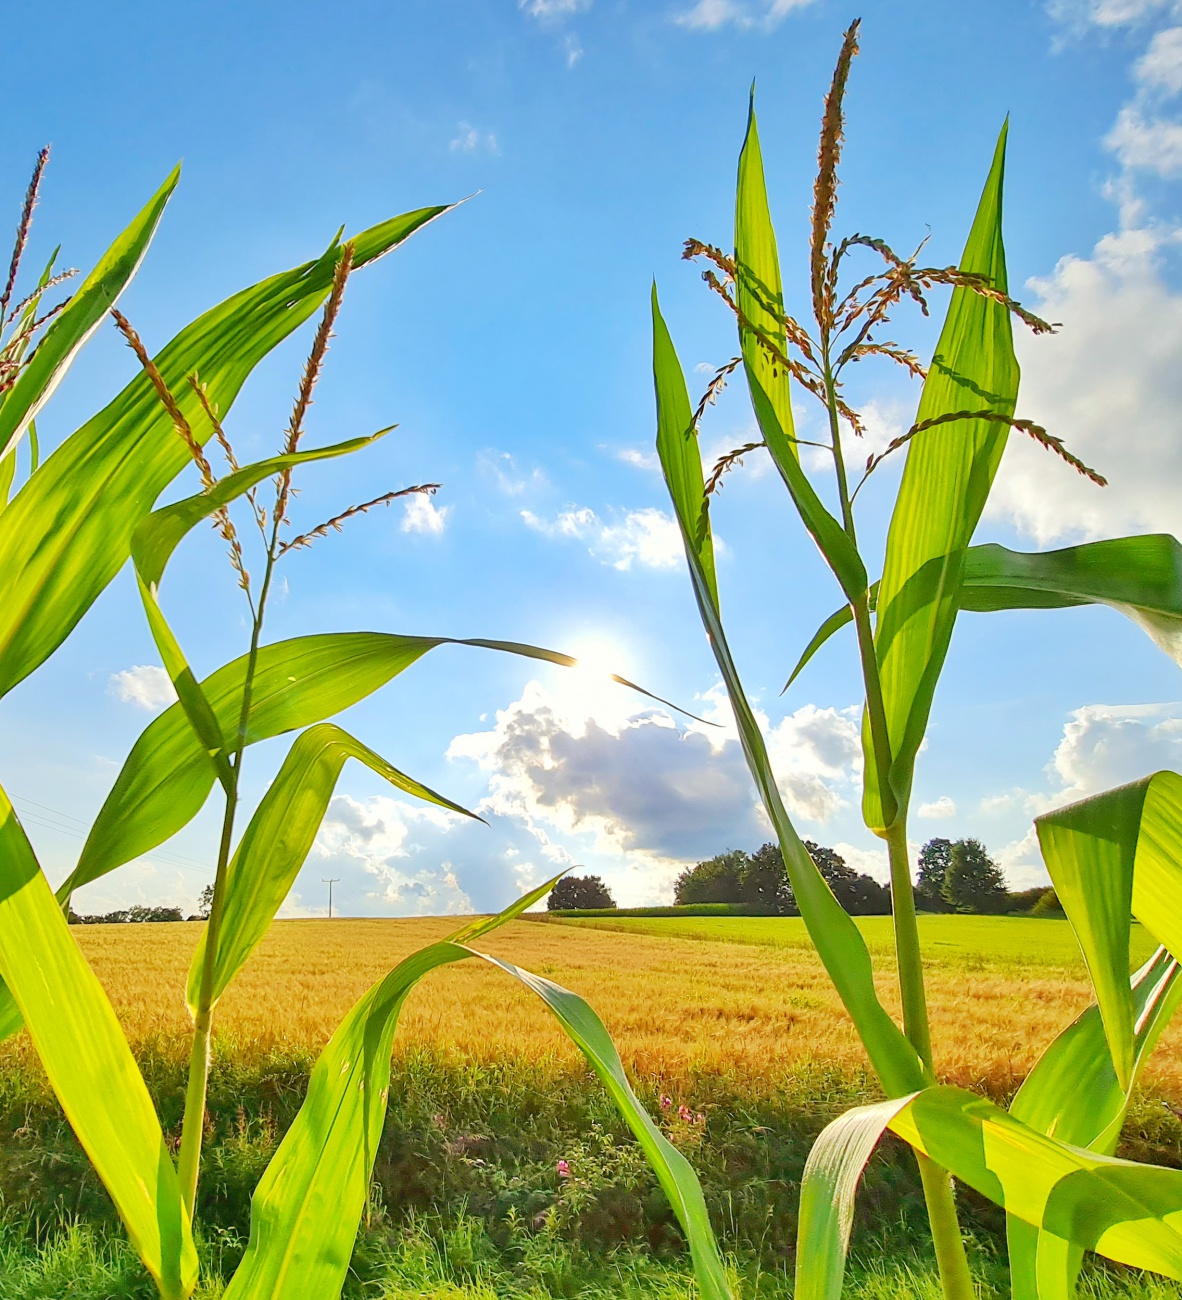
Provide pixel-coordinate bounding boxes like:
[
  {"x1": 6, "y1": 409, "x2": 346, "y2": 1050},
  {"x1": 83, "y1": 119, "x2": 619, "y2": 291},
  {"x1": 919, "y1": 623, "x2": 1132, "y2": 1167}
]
[
  {"x1": 108, "y1": 664, "x2": 176, "y2": 712},
  {"x1": 1048, "y1": 0, "x2": 1178, "y2": 31},
  {"x1": 617, "y1": 447, "x2": 660, "y2": 472},
  {"x1": 674, "y1": 0, "x2": 815, "y2": 30},
  {"x1": 564, "y1": 33, "x2": 584, "y2": 66},
  {"x1": 521, "y1": 504, "x2": 684, "y2": 570},
  {"x1": 988, "y1": 224, "x2": 1182, "y2": 543},
  {"x1": 1136, "y1": 24, "x2": 1182, "y2": 92},
  {"x1": 447, "y1": 680, "x2": 859, "y2": 882},
  {"x1": 991, "y1": 701, "x2": 1182, "y2": 884},
  {"x1": 1107, "y1": 105, "x2": 1182, "y2": 173},
  {"x1": 519, "y1": 0, "x2": 589, "y2": 17},
  {"x1": 402, "y1": 494, "x2": 451, "y2": 535},
  {"x1": 449, "y1": 122, "x2": 498, "y2": 154},
  {"x1": 917, "y1": 796, "x2": 957, "y2": 819},
  {"x1": 479, "y1": 450, "x2": 547, "y2": 496}
]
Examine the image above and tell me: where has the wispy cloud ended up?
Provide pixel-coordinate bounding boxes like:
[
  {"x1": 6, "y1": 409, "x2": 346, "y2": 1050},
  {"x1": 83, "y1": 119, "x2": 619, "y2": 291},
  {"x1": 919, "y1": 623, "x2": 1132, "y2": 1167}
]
[
  {"x1": 674, "y1": 0, "x2": 817, "y2": 32},
  {"x1": 521, "y1": 504, "x2": 684, "y2": 570},
  {"x1": 449, "y1": 122, "x2": 498, "y2": 154},
  {"x1": 520, "y1": 0, "x2": 590, "y2": 16}
]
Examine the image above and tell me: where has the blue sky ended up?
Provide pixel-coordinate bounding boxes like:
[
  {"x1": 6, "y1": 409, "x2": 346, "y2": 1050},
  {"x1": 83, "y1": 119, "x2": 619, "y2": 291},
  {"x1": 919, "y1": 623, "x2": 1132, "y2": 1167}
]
[{"x1": 4, "y1": 0, "x2": 1182, "y2": 917}]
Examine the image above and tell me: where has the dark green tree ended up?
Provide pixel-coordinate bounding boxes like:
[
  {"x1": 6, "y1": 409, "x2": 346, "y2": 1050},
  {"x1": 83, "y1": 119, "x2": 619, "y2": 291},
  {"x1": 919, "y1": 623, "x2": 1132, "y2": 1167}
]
[
  {"x1": 674, "y1": 850, "x2": 748, "y2": 905},
  {"x1": 943, "y1": 839, "x2": 1007, "y2": 913},
  {"x1": 547, "y1": 874, "x2": 617, "y2": 911},
  {"x1": 917, "y1": 838, "x2": 954, "y2": 904},
  {"x1": 804, "y1": 841, "x2": 890, "y2": 915},
  {"x1": 198, "y1": 883, "x2": 215, "y2": 919},
  {"x1": 741, "y1": 842, "x2": 793, "y2": 914}
]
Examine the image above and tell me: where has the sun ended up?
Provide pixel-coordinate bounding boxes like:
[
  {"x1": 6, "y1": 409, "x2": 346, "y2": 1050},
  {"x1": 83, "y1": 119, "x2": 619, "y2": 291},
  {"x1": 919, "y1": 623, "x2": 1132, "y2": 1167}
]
[{"x1": 549, "y1": 635, "x2": 638, "y2": 732}]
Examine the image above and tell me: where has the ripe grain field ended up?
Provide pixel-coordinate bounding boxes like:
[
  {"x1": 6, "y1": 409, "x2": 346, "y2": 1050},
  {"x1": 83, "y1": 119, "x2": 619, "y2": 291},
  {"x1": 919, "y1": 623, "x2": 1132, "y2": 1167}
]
[{"x1": 20, "y1": 913, "x2": 1175, "y2": 1102}]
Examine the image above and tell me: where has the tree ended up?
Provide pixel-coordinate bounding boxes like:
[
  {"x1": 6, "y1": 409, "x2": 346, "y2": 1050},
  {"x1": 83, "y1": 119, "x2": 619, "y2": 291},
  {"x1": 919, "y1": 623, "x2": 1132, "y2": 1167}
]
[
  {"x1": 674, "y1": 850, "x2": 748, "y2": 906},
  {"x1": 917, "y1": 838, "x2": 953, "y2": 905},
  {"x1": 740, "y1": 842, "x2": 794, "y2": 914},
  {"x1": 547, "y1": 874, "x2": 616, "y2": 911},
  {"x1": 943, "y1": 839, "x2": 1007, "y2": 913},
  {"x1": 804, "y1": 841, "x2": 890, "y2": 916},
  {"x1": 198, "y1": 883, "x2": 215, "y2": 919}
]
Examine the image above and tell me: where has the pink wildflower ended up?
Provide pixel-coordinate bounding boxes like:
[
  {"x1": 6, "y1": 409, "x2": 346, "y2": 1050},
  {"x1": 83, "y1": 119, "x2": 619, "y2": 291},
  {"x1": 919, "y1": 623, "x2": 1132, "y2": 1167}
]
[
  {"x1": 556, "y1": 1159, "x2": 571, "y2": 1178},
  {"x1": 659, "y1": 1094, "x2": 673, "y2": 1110},
  {"x1": 678, "y1": 1104, "x2": 694, "y2": 1122}
]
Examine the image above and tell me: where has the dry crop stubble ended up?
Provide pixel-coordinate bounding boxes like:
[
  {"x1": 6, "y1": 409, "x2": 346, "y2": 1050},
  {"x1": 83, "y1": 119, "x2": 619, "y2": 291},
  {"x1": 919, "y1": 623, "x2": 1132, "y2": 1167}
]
[{"x1": 10, "y1": 918, "x2": 1178, "y2": 1102}]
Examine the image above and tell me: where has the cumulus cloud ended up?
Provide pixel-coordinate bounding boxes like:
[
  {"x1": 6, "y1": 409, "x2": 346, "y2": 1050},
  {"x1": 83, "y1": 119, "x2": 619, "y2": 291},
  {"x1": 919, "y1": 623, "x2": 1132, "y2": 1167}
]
[
  {"x1": 617, "y1": 448, "x2": 660, "y2": 472},
  {"x1": 674, "y1": 0, "x2": 817, "y2": 30},
  {"x1": 988, "y1": 225, "x2": 1182, "y2": 543},
  {"x1": 447, "y1": 679, "x2": 860, "y2": 879},
  {"x1": 521, "y1": 504, "x2": 684, "y2": 570},
  {"x1": 402, "y1": 494, "x2": 451, "y2": 535},
  {"x1": 991, "y1": 702, "x2": 1182, "y2": 883},
  {"x1": 108, "y1": 664, "x2": 176, "y2": 711},
  {"x1": 917, "y1": 796, "x2": 957, "y2": 819}
]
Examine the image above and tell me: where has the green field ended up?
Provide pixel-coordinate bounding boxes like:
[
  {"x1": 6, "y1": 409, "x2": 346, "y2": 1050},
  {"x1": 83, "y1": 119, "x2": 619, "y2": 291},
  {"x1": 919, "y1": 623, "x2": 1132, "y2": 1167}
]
[{"x1": 539, "y1": 911, "x2": 1159, "y2": 968}]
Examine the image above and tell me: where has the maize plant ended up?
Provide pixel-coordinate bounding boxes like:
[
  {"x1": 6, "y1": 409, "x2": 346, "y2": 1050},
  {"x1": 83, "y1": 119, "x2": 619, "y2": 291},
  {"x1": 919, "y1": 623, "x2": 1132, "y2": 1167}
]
[
  {"x1": 652, "y1": 20, "x2": 1182, "y2": 1300},
  {"x1": 0, "y1": 157, "x2": 732, "y2": 1299}
]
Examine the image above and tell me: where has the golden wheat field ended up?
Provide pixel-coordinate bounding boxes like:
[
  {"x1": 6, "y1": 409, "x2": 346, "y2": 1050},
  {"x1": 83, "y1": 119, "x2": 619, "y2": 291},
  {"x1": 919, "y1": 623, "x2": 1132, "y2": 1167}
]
[{"x1": 12, "y1": 913, "x2": 1177, "y2": 1101}]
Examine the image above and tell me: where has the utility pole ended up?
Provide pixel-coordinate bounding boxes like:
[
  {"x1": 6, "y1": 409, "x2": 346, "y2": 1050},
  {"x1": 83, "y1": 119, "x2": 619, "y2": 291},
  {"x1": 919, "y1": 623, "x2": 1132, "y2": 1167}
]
[{"x1": 322, "y1": 878, "x2": 340, "y2": 919}]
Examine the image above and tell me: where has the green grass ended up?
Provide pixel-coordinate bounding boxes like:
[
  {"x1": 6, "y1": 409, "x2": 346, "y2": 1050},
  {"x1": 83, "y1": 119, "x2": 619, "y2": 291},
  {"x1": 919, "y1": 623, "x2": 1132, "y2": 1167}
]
[{"x1": 536, "y1": 913, "x2": 1159, "y2": 969}]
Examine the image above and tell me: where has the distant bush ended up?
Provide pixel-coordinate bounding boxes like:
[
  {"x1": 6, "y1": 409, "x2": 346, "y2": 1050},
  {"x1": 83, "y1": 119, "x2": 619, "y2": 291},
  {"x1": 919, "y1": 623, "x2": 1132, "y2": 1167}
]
[
  {"x1": 68, "y1": 905, "x2": 184, "y2": 925},
  {"x1": 1031, "y1": 888, "x2": 1064, "y2": 918},
  {"x1": 546, "y1": 875, "x2": 617, "y2": 912},
  {"x1": 544, "y1": 903, "x2": 751, "y2": 919}
]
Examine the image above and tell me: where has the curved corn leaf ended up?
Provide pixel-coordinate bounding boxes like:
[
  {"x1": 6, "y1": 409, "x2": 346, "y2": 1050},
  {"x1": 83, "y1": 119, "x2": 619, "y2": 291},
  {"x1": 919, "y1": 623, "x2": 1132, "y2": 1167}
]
[
  {"x1": 223, "y1": 877, "x2": 552, "y2": 1298},
  {"x1": 735, "y1": 95, "x2": 795, "y2": 463},
  {"x1": 889, "y1": 1084, "x2": 1182, "y2": 1280},
  {"x1": 653, "y1": 284, "x2": 925, "y2": 1098},
  {"x1": 1007, "y1": 947, "x2": 1182, "y2": 1300},
  {"x1": 472, "y1": 948, "x2": 731, "y2": 1300},
  {"x1": 67, "y1": 631, "x2": 680, "y2": 901},
  {"x1": 0, "y1": 786, "x2": 197, "y2": 1299},
  {"x1": 865, "y1": 124, "x2": 1019, "y2": 832},
  {"x1": 0, "y1": 168, "x2": 179, "y2": 462},
  {"x1": 794, "y1": 1095, "x2": 916, "y2": 1300},
  {"x1": 789, "y1": 532, "x2": 1182, "y2": 696},
  {"x1": 783, "y1": 600, "x2": 857, "y2": 693},
  {"x1": 187, "y1": 721, "x2": 479, "y2": 1012},
  {"x1": 225, "y1": 877, "x2": 730, "y2": 1300},
  {"x1": 0, "y1": 203, "x2": 449, "y2": 701},
  {"x1": 131, "y1": 432, "x2": 393, "y2": 793},
  {"x1": 1036, "y1": 771, "x2": 1182, "y2": 1088}
]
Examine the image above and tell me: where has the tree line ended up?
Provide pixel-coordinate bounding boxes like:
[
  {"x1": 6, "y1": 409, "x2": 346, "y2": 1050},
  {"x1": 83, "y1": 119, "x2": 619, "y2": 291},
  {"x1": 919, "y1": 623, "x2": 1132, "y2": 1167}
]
[{"x1": 675, "y1": 837, "x2": 1057, "y2": 917}]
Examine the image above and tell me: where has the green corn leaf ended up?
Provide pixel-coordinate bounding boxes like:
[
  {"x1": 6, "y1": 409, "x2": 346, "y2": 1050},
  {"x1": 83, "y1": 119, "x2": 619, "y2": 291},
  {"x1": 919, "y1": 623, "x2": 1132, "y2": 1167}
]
[
  {"x1": 0, "y1": 786, "x2": 197, "y2": 1299},
  {"x1": 219, "y1": 875, "x2": 560, "y2": 1300},
  {"x1": 1007, "y1": 947, "x2": 1182, "y2": 1300},
  {"x1": 132, "y1": 431, "x2": 394, "y2": 792},
  {"x1": 0, "y1": 203, "x2": 449, "y2": 701},
  {"x1": 0, "y1": 169, "x2": 179, "y2": 462},
  {"x1": 471, "y1": 948, "x2": 732, "y2": 1300},
  {"x1": 653, "y1": 285, "x2": 924, "y2": 1098},
  {"x1": 794, "y1": 1095, "x2": 916, "y2": 1300},
  {"x1": 1036, "y1": 770, "x2": 1182, "y2": 1087},
  {"x1": 889, "y1": 1084, "x2": 1182, "y2": 1280},
  {"x1": 789, "y1": 531, "x2": 1182, "y2": 695},
  {"x1": 735, "y1": 94, "x2": 795, "y2": 463},
  {"x1": 729, "y1": 108, "x2": 868, "y2": 604},
  {"x1": 961, "y1": 537, "x2": 1182, "y2": 666},
  {"x1": 66, "y1": 631, "x2": 679, "y2": 901},
  {"x1": 865, "y1": 124, "x2": 1019, "y2": 832},
  {"x1": 225, "y1": 877, "x2": 730, "y2": 1300},
  {"x1": 187, "y1": 721, "x2": 479, "y2": 1012}
]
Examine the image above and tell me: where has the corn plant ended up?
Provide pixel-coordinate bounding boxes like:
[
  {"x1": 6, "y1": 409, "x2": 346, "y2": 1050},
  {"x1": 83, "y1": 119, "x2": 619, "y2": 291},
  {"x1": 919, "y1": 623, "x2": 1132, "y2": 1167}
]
[
  {"x1": 0, "y1": 163, "x2": 731, "y2": 1299},
  {"x1": 652, "y1": 20, "x2": 1182, "y2": 1299}
]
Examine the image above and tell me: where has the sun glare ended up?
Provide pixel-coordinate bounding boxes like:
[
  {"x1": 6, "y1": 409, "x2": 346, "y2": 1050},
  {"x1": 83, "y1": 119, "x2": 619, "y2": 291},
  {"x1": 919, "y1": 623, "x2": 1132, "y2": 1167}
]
[{"x1": 550, "y1": 636, "x2": 638, "y2": 732}]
